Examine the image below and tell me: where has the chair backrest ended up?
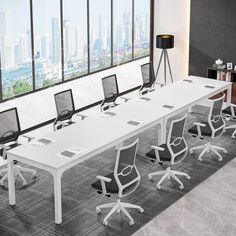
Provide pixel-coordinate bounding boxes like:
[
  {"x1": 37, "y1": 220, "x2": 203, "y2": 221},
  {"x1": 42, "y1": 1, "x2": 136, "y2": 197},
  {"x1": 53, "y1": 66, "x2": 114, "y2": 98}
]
[
  {"x1": 208, "y1": 95, "x2": 225, "y2": 138},
  {"x1": 140, "y1": 62, "x2": 155, "y2": 90},
  {"x1": 0, "y1": 108, "x2": 21, "y2": 145},
  {"x1": 101, "y1": 74, "x2": 119, "y2": 106},
  {"x1": 167, "y1": 114, "x2": 188, "y2": 164},
  {"x1": 54, "y1": 89, "x2": 75, "y2": 122},
  {"x1": 114, "y1": 139, "x2": 140, "y2": 198}
]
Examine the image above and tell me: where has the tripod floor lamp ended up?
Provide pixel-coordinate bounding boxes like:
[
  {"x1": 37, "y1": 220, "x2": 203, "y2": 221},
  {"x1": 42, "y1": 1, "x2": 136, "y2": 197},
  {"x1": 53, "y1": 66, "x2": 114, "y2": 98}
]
[{"x1": 155, "y1": 34, "x2": 174, "y2": 86}]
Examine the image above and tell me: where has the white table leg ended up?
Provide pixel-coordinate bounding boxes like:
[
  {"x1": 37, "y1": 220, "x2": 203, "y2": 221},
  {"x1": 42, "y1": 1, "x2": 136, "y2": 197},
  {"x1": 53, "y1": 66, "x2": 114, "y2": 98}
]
[
  {"x1": 8, "y1": 157, "x2": 16, "y2": 205},
  {"x1": 158, "y1": 119, "x2": 166, "y2": 144},
  {"x1": 226, "y1": 85, "x2": 232, "y2": 106},
  {"x1": 53, "y1": 171, "x2": 62, "y2": 224}
]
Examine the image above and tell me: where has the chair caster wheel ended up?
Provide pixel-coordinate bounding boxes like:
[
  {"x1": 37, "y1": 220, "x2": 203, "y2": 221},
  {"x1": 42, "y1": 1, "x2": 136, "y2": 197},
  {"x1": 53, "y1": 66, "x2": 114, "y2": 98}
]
[
  {"x1": 156, "y1": 185, "x2": 161, "y2": 190},
  {"x1": 139, "y1": 207, "x2": 144, "y2": 213},
  {"x1": 103, "y1": 220, "x2": 108, "y2": 226},
  {"x1": 148, "y1": 175, "x2": 153, "y2": 181},
  {"x1": 218, "y1": 158, "x2": 223, "y2": 162},
  {"x1": 186, "y1": 175, "x2": 191, "y2": 180},
  {"x1": 189, "y1": 150, "x2": 193, "y2": 154},
  {"x1": 129, "y1": 220, "x2": 134, "y2": 225},
  {"x1": 96, "y1": 208, "x2": 101, "y2": 214},
  {"x1": 0, "y1": 181, "x2": 4, "y2": 186},
  {"x1": 223, "y1": 150, "x2": 227, "y2": 154},
  {"x1": 198, "y1": 158, "x2": 202, "y2": 161},
  {"x1": 179, "y1": 185, "x2": 184, "y2": 190},
  {"x1": 232, "y1": 136, "x2": 236, "y2": 139}
]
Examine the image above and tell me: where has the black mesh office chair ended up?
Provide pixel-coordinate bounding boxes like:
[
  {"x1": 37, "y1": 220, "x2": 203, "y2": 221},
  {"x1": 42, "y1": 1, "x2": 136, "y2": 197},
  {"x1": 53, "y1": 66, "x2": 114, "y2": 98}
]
[
  {"x1": 0, "y1": 108, "x2": 36, "y2": 186},
  {"x1": 147, "y1": 114, "x2": 190, "y2": 190},
  {"x1": 100, "y1": 74, "x2": 129, "y2": 112},
  {"x1": 139, "y1": 62, "x2": 157, "y2": 96},
  {"x1": 222, "y1": 104, "x2": 236, "y2": 139},
  {"x1": 54, "y1": 89, "x2": 85, "y2": 130},
  {"x1": 188, "y1": 95, "x2": 227, "y2": 161},
  {"x1": 91, "y1": 139, "x2": 144, "y2": 225}
]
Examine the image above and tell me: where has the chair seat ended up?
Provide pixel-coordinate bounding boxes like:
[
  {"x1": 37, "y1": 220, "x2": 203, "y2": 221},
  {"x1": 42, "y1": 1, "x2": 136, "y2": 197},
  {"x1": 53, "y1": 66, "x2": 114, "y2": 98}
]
[
  {"x1": 92, "y1": 173, "x2": 119, "y2": 194},
  {"x1": 188, "y1": 121, "x2": 212, "y2": 137},
  {"x1": 222, "y1": 106, "x2": 236, "y2": 116}
]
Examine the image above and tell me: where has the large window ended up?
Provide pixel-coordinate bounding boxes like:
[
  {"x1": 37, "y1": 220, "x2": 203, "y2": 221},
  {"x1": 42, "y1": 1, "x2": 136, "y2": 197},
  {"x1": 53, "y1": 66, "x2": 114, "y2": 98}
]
[
  {"x1": 0, "y1": 0, "x2": 150, "y2": 101},
  {"x1": 63, "y1": 0, "x2": 88, "y2": 80},
  {"x1": 0, "y1": 0, "x2": 33, "y2": 99},
  {"x1": 113, "y1": 0, "x2": 132, "y2": 65},
  {"x1": 89, "y1": 0, "x2": 111, "y2": 72},
  {"x1": 134, "y1": 0, "x2": 150, "y2": 58},
  {"x1": 33, "y1": 0, "x2": 62, "y2": 89}
]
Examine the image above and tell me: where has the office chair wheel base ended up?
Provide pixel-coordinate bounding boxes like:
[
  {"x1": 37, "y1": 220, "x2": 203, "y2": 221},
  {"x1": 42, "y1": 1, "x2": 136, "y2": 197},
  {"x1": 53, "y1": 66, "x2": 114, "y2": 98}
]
[
  {"x1": 96, "y1": 208, "x2": 101, "y2": 214},
  {"x1": 139, "y1": 207, "x2": 144, "y2": 213},
  {"x1": 179, "y1": 185, "x2": 184, "y2": 190},
  {"x1": 129, "y1": 220, "x2": 134, "y2": 226},
  {"x1": 156, "y1": 185, "x2": 161, "y2": 190},
  {"x1": 103, "y1": 220, "x2": 108, "y2": 226},
  {"x1": 148, "y1": 175, "x2": 153, "y2": 181}
]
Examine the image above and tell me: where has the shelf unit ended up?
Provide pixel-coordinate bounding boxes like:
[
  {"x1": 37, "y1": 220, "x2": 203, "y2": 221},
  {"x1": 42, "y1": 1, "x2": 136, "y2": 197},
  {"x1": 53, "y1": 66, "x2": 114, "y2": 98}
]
[{"x1": 207, "y1": 68, "x2": 236, "y2": 103}]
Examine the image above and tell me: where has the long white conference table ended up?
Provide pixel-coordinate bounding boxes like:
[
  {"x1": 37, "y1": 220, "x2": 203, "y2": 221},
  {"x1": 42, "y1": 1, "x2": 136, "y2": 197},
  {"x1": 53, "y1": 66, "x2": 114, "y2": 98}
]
[{"x1": 7, "y1": 76, "x2": 232, "y2": 224}]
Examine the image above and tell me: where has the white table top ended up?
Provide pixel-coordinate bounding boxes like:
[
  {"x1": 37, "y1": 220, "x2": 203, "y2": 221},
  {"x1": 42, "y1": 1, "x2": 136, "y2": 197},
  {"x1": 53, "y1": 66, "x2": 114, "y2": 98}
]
[{"x1": 7, "y1": 76, "x2": 231, "y2": 171}]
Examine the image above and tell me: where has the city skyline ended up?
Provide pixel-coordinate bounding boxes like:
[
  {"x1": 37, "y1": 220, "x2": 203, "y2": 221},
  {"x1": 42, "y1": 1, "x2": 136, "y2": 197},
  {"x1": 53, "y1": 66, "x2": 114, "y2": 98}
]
[{"x1": 0, "y1": 0, "x2": 150, "y2": 99}]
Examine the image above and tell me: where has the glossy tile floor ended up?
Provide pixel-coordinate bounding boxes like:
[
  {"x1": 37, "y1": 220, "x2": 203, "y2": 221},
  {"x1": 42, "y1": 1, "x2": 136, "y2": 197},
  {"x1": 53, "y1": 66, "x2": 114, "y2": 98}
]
[{"x1": 133, "y1": 158, "x2": 236, "y2": 236}]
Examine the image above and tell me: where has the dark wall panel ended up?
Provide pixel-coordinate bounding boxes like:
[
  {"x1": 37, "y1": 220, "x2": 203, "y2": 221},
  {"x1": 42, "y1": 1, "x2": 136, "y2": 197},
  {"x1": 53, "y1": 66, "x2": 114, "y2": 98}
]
[{"x1": 189, "y1": 0, "x2": 236, "y2": 77}]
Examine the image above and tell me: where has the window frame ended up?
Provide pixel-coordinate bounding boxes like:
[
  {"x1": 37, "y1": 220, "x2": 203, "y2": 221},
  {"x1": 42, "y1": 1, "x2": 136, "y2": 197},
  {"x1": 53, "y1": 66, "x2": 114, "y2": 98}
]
[{"x1": 0, "y1": 0, "x2": 153, "y2": 103}]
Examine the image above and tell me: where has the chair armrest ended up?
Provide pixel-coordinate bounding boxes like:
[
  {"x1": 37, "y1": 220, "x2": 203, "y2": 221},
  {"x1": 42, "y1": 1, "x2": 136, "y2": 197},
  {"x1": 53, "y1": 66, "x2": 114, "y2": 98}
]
[
  {"x1": 151, "y1": 145, "x2": 165, "y2": 163},
  {"x1": 96, "y1": 175, "x2": 111, "y2": 182},
  {"x1": 75, "y1": 113, "x2": 87, "y2": 120},
  {"x1": 22, "y1": 134, "x2": 35, "y2": 142},
  {"x1": 193, "y1": 122, "x2": 206, "y2": 127},
  {"x1": 119, "y1": 96, "x2": 130, "y2": 102},
  {"x1": 0, "y1": 144, "x2": 9, "y2": 160},
  {"x1": 193, "y1": 122, "x2": 206, "y2": 138},
  {"x1": 96, "y1": 175, "x2": 111, "y2": 196}
]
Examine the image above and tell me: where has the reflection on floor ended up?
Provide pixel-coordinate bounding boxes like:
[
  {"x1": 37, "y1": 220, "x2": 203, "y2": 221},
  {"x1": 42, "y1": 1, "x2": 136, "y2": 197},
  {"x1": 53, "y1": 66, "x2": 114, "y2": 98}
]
[{"x1": 0, "y1": 105, "x2": 235, "y2": 236}]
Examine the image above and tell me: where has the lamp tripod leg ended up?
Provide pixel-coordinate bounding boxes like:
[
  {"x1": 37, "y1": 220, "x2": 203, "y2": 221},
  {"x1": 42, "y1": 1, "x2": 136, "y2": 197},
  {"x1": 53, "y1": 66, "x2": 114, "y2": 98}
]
[
  {"x1": 155, "y1": 50, "x2": 164, "y2": 85},
  {"x1": 164, "y1": 50, "x2": 167, "y2": 86},
  {"x1": 166, "y1": 51, "x2": 173, "y2": 83}
]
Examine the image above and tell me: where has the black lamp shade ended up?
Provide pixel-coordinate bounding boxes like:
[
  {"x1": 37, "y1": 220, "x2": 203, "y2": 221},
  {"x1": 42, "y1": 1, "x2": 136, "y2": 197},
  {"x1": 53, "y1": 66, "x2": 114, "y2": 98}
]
[{"x1": 156, "y1": 34, "x2": 174, "y2": 49}]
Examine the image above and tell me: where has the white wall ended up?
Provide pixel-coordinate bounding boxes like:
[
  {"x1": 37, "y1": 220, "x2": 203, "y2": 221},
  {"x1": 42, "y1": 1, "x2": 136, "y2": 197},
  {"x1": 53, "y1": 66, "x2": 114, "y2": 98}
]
[{"x1": 154, "y1": 0, "x2": 191, "y2": 84}]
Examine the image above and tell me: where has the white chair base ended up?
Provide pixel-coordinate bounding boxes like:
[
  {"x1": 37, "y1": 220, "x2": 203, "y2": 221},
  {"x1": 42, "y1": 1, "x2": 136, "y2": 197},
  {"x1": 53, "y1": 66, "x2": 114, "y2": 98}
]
[
  {"x1": 96, "y1": 199, "x2": 144, "y2": 226},
  {"x1": 189, "y1": 142, "x2": 227, "y2": 161},
  {"x1": 0, "y1": 164, "x2": 37, "y2": 186},
  {"x1": 224, "y1": 125, "x2": 236, "y2": 139},
  {"x1": 148, "y1": 166, "x2": 190, "y2": 190}
]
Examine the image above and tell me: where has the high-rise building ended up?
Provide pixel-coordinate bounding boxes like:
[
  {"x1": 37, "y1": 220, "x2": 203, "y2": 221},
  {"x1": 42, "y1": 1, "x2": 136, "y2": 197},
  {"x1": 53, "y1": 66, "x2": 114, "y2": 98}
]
[
  {"x1": 64, "y1": 20, "x2": 71, "y2": 61},
  {"x1": 1, "y1": 35, "x2": 14, "y2": 68},
  {"x1": 145, "y1": 12, "x2": 150, "y2": 39},
  {"x1": 115, "y1": 25, "x2": 123, "y2": 50},
  {"x1": 41, "y1": 35, "x2": 49, "y2": 59},
  {"x1": 74, "y1": 27, "x2": 83, "y2": 59},
  {"x1": 52, "y1": 17, "x2": 60, "y2": 64},
  {"x1": 19, "y1": 34, "x2": 29, "y2": 63},
  {"x1": 123, "y1": 13, "x2": 132, "y2": 45}
]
